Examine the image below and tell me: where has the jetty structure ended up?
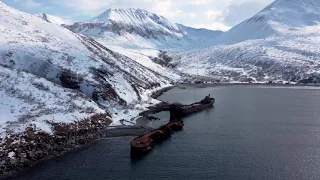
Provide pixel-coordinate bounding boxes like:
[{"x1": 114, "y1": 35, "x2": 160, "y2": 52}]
[{"x1": 130, "y1": 95, "x2": 215, "y2": 157}]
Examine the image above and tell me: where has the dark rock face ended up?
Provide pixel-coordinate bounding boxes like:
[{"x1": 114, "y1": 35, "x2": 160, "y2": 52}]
[
  {"x1": 59, "y1": 69, "x2": 83, "y2": 89},
  {"x1": 298, "y1": 75, "x2": 320, "y2": 84},
  {"x1": 37, "y1": 13, "x2": 51, "y2": 23},
  {"x1": 0, "y1": 114, "x2": 111, "y2": 177},
  {"x1": 152, "y1": 51, "x2": 175, "y2": 68}
]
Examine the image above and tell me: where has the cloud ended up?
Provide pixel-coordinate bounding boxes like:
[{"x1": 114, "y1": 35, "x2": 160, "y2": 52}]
[
  {"x1": 12, "y1": 0, "x2": 44, "y2": 9},
  {"x1": 13, "y1": 0, "x2": 42, "y2": 9},
  {"x1": 25, "y1": 0, "x2": 42, "y2": 8},
  {"x1": 189, "y1": 0, "x2": 212, "y2": 5}
]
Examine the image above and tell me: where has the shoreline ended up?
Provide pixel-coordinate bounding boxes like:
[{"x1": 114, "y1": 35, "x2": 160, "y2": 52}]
[
  {"x1": 0, "y1": 85, "x2": 174, "y2": 179},
  {"x1": 2, "y1": 82, "x2": 318, "y2": 179},
  {"x1": 0, "y1": 114, "x2": 111, "y2": 179},
  {"x1": 177, "y1": 82, "x2": 320, "y2": 88},
  {"x1": 150, "y1": 85, "x2": 175, "y2": 99},
  {"x1": 0, "y1": 138, "x2": 103, "y2": 180}
]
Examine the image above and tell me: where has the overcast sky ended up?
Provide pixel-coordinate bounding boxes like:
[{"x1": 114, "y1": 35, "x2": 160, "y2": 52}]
[{"x1": 3, "y1": 0, "x2": 274, "y2": 31}]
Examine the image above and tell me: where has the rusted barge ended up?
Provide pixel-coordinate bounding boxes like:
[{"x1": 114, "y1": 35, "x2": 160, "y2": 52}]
[
  {"x1": 131, "y1": 120, "x2": 184, "y2": 156},
  {"x1": 170, "y1": 97, "x2": 215, "y2": 119}
]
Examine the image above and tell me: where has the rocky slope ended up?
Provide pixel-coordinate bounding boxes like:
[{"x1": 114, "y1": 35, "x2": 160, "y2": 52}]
[
  {"x1": 35, "y1": 13, "x2": 72, "y2": 25},
  {"x1": 173, "y1": 0, "x2": 320, "y2": 83}
]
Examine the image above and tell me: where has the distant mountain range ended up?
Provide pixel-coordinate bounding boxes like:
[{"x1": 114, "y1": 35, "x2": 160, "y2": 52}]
[{"x1": 173, "y1": 0, "x2": 320, "y2": 83}]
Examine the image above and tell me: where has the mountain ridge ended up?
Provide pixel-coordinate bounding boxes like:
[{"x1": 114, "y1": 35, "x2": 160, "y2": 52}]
[
  {"x1": 64, "y1": 7, "x2": 224, "y2": 68},
  {"x1": 35, "y1": 13, "x2": 72, "y2": 25},
  {"x1": 213, "y1": 0, "x2": 320, "y2": 45},
  {"x1": 67, "y1": 8, "x2": 185, "y2": 40}
]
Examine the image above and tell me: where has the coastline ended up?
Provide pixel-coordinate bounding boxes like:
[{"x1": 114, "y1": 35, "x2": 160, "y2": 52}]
[
  {"x1": 0, "y1": 114, "x2": 112, "y2": 179},
  {"x1": 0, "y1": 85, "x2": 174, "y2": 179},
  {"x1": 150, "y1": 85, "x2": 175, "y2": 99},
  {"x1": 0, "y1": 138, "x2": 104, "y2": 180},
  {"x1": 177, "y1": 82, "x2": 320, "y2": 88},
  {"x1": 2, "y1": 82, "x2": 318, "y2": 179}
]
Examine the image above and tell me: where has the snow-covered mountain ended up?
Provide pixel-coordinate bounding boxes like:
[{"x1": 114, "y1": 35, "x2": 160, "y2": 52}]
[
  {"x1": 86, "y1": 8, "x2": 184, "y2": 38},
  {"x1": 213, "y1": 0, "x2": 320, "y2": 44},
  {"x1": 66, "y1": 8, "x2": 184, "y2": 49},
  {"x1": 64, "y1": 8, "x2": 223, "y2": 81},
  {"x1": 65, "y1": 8, "x2": 223, "y2": 50},
  {"x1": 174, "y1": 0, "x2": 320, "y2": 83},
  {"x1": 35, "y1": 13, "x2": 72, "y2": 25},
  {"x1": 0, "y1": 2, "x2": 175, "y2": 139}
]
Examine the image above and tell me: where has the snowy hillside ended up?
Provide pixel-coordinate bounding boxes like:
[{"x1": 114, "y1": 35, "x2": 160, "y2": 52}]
[
  {"x1": 173, "y1": 0, "x2": 320, "y2": 83},
  {"x1": 64, "y1": 8, "x2": 223, "y2": 80},
  {"x1": 213, "y1": 0, "x2": 320, "y2": 44},
  {"x1": 35, "y1": 13, "x2": 72, "y2": 25},
  {"x1": 0, "y1": 2, "x2": 174, "y2": 139}
]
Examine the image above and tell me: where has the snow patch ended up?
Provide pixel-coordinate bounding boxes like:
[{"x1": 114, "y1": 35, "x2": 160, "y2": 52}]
[{"x1": 8, "y1": 151, "x2": 15, "y2": 159}]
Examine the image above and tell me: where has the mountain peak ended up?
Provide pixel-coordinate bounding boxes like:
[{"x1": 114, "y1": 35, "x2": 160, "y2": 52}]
[
  {"x1": 212, "y1": 0, "x2": 320, "y2": 44},
  {"x1": 256, "y1": 0, "x2": 320, "y2": 23},
  {"x1": 88, "y1": 7, "x2": 179, "y2": 31},
  {"x1": 0, "y1": 1, "x2": 7, "y2": 6},
  {"x1": 90, "y1": 8, "x2": 160, "y2": 22},
  {"x1": 67, "y1": 7, "x2": 185, "y2": 39}
]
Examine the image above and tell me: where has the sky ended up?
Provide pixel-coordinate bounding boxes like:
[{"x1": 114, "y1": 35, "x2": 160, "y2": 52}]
[{"x1": 2, "y1": 0, "x2": 274, "y2": 31}]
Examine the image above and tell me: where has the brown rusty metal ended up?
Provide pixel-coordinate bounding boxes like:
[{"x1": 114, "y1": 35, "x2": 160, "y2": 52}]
[
  {"x1": 170, "y1": 99, "x2": 215, "y2": 120},
  {"x1": 130, "y1": 120, "x2": 184, "y2": 157}
]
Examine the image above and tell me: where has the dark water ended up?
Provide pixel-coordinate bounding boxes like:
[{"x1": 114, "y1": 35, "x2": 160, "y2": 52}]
[{"x1": 8, "y1": 85, "x2": 320, "y2": 180}]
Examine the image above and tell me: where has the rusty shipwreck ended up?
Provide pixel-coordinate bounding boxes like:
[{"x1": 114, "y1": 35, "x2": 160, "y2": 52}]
[
  {"x1": 130, "y1": 120, "x2": 184, "y2": 156},
  {"x1": 170, "y1": 96, "x2": 215, "y2": 119}
]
